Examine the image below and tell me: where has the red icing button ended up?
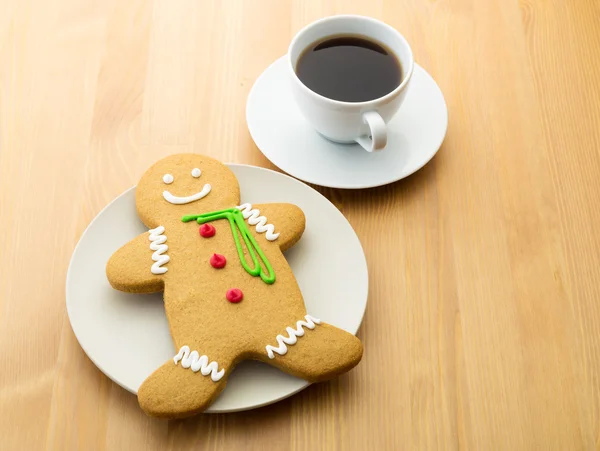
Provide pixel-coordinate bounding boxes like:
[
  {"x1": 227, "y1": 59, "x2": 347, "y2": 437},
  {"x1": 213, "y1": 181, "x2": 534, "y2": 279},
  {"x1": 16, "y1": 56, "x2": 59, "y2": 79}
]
[
  {"x1": 226, "y1": 288, "x2": 243, "y2": 303},
  {"x1": 210, "y1": 253, "x2": 226, "y2": 269},
  {"x1": 199, "y1": 223, "x2": 216, "y2": 238}
]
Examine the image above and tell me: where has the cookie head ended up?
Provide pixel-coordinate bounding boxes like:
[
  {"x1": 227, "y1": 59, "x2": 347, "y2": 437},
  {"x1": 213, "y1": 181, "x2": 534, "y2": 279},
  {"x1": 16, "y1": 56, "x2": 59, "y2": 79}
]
[{"x1": 135, "y1": 154, "x2": 240, "y2": 226}]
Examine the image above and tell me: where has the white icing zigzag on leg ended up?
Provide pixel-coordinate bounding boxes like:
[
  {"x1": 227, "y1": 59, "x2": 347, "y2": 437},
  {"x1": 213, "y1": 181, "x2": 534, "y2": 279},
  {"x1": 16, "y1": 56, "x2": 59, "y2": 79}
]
[
  {"x1": 236, "y1": 203, "x2": 280, "y2": 241},
  {"x1": 173, "y1": 346, "x2": 225, "y2": 382},
  {"x1": 148, "y1": 226, "x2": 169, "y2": 274},
  {"x1": 265, "y1": 315, "x2": 321, "y2": 359}
]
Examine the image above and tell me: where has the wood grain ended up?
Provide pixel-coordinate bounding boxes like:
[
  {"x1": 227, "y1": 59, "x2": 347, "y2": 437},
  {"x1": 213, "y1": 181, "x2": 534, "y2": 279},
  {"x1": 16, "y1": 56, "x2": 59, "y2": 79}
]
[{"x1": 1, "y1": 0, "x2": 600, "y2": 449}]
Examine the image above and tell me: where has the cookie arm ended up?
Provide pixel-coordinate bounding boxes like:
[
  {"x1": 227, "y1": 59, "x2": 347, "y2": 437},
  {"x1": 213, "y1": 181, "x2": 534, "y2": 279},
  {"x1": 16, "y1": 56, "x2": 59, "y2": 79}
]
[
  {"x1": 244, "y1": 203, "x2": 306, "y2": 252},
  {"x1": 106, "y1": 232, "x2": 165, "y2": 294}
]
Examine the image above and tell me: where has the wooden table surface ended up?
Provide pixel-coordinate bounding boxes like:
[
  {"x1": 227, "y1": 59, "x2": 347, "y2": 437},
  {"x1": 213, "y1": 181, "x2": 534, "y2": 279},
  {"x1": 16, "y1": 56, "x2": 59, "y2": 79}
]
[{"x1": 2, "y1": 0, "x2": 600, "y2": 449}]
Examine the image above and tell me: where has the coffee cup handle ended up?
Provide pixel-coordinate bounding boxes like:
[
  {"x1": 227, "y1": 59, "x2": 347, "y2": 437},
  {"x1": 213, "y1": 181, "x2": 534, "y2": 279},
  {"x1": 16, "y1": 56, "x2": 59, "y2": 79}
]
[{"x1": 355, "y1": 111, "x2": 387, "y2": 152}]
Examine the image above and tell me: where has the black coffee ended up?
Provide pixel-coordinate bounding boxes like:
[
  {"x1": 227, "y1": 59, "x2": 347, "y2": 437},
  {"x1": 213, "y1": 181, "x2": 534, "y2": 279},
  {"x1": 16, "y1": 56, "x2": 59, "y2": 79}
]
[{"x1": 295, "y1": 35, "x2": 402, "y2": 102}]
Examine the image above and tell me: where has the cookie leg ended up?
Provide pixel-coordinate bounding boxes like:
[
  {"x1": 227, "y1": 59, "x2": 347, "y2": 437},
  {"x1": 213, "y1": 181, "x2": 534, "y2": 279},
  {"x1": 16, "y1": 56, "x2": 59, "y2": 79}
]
[
  {"x1": 137, "y1": 348, "x2": 234, "y2": 419},
  {"x1": 262, "y1": 321, "x2": 363, "y2": 383}
]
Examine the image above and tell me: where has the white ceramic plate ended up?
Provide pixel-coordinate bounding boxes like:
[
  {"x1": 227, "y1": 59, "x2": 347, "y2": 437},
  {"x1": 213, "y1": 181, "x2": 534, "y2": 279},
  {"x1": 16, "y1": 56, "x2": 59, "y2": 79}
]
[
  {"x1": 66, "y1": 164, "x2": 368, "y2": 413},
  {"x1": 246, "y1": 56, "x2": 448, "y2": 189}
]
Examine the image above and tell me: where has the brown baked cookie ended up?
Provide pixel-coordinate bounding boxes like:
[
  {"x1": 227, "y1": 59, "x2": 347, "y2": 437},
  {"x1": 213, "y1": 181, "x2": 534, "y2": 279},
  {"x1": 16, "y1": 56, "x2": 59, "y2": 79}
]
[{"x1": 106, "y1": 153, "x2": 363, "y2": 419}]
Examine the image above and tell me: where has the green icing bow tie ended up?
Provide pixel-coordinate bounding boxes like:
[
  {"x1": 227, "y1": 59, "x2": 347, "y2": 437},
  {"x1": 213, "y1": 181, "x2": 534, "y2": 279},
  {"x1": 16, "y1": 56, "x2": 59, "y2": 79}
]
[{"x1": 182, "y1": 207, "x2": 275, "y2": 285}]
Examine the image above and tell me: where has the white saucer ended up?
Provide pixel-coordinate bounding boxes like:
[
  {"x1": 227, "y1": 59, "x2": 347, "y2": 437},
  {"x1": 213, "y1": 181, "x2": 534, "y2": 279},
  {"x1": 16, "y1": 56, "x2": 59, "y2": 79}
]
[
  {"x1": 246, "y1": 56, "x2": 448, "y2": 189},
  {"x1": 66, "y1": 164, "x2": 368, "y2": 413}
]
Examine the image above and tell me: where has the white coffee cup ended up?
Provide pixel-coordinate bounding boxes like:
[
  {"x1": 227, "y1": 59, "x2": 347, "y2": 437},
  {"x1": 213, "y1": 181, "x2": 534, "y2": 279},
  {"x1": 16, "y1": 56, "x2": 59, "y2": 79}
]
[{"x1": 288, "y1": 15, "x2": 414, "y2": 152}]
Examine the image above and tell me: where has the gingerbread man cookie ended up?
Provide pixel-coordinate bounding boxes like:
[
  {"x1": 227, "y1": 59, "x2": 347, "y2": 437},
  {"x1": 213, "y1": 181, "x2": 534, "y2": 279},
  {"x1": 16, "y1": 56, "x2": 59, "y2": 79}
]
[{"x1": 106, "y1": 154, "x2": 363, "y2": 418}]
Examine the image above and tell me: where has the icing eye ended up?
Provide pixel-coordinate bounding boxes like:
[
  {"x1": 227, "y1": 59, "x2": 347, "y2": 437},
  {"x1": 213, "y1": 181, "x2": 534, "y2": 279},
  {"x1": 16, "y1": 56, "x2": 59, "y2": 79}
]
[
  {"x1": 163, "y1": 174, "x2": 174, "y2": 184},
  {"x1": 191, "y1": 168, "x2": 201, "y2": 178}
]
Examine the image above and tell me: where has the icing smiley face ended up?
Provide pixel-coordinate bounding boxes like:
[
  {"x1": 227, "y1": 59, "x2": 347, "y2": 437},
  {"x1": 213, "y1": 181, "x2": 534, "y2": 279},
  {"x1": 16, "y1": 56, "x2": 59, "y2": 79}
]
[
  {"x1": 162, "y1": 167, "x2": 211, "y2": 205},
  {"x1": 135, "y1": 154, "x2": 240, "y2": 227}
]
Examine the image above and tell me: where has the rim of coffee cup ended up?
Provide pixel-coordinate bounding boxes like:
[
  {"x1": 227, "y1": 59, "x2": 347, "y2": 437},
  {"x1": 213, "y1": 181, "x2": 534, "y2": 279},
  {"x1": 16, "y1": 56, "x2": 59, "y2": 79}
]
[{"x1": 287, "y1": 14, "x2": 415, "y2": 108}]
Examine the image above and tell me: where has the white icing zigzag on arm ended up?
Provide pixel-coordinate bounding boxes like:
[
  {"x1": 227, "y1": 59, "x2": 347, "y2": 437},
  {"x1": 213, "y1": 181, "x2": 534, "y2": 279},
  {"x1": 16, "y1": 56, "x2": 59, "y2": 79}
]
[
  {"x1": 173, "y1": 346, "x2": 225, "y2": 382},
  {"x1": 265, "y1": 315, "x2": 321, "y2": 359},
  {"x1": 236, "y1": 203, "x2": 280, "y2": 241},
  {"x1": 148, "y1": 226, "x2": 169, "y2": 274}
]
